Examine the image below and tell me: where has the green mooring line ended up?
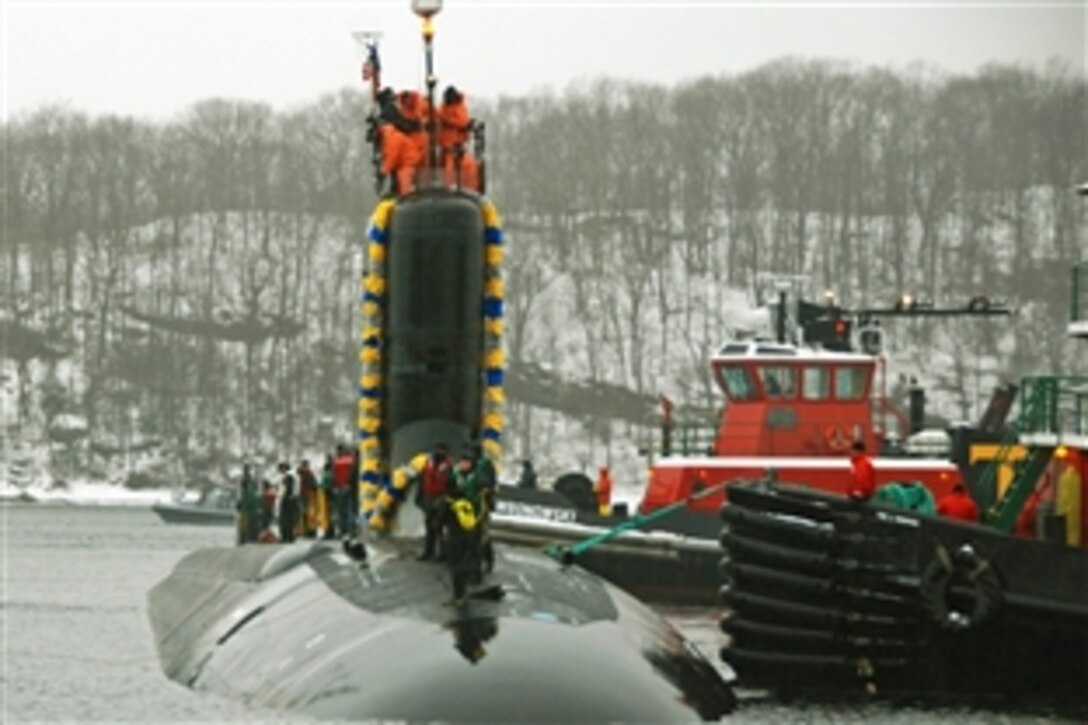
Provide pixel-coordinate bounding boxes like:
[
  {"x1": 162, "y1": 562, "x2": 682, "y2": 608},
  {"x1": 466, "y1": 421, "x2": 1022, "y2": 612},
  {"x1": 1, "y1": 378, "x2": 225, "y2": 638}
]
[{"x1": 545, "y1": 481, "x2": 730, "y2": 564}]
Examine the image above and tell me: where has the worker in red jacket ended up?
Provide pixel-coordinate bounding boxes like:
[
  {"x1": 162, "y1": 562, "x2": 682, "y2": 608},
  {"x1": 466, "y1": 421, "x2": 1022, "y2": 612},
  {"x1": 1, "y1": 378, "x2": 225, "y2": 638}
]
[
  {"x1": 331, "y1": 444, "x2": 355, "y2": 538},
  {"x1": 595, "y1": 466, "x2": 613, "y2": 517},
  {"x1": 848, "y1": 441, "x2": 876, "y2": 502},
  {"x1": 417, "y1": 443, "x2": 452, "y2": 561},
  {"x1": 936, "y1": 483, "x2": 979, "y2": 523}
]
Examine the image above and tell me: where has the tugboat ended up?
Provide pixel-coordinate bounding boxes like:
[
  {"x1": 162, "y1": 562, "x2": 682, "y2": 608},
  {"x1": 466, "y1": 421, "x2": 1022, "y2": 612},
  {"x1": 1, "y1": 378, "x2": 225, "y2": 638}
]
[
  {"x1": 718, "y1": 252, "x2": 1088, "y2": 702},
  {"x1": 490, "y1": 286, "x2": 1011, "y2": 605},
  {"x1": 146, "y1": 3, "x2": 735, "y2": 720}
]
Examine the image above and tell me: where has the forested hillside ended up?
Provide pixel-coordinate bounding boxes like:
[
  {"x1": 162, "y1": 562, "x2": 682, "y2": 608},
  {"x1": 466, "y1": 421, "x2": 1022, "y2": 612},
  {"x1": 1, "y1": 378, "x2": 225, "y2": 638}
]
[{"x1": 2, "y1": 59, "x2": 1085, "y2": 486}]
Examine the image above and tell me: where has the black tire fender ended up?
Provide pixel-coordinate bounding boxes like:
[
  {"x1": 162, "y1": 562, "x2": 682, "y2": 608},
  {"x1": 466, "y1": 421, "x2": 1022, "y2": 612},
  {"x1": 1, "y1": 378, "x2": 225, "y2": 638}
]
[{"x1": 919, "y1": 542, "x2": 1002, "y2": 630}]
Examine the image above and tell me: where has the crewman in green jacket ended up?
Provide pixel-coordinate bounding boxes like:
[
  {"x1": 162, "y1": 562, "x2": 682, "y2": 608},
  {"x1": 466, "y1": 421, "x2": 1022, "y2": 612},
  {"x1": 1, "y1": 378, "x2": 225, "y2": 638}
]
[
  {"x1": 472, "y1": 443, "x2": 497, "y2": 573},
  {"x1": 445, "y1": 450, "x2": 483, "y2": 602}
]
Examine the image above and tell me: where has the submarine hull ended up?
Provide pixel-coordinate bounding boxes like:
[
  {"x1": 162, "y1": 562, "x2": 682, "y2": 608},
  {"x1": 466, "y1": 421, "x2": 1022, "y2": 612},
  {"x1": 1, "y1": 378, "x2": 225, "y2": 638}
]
[{"x1": 148, "y1": 541, "x2": 735, "y2": 721}]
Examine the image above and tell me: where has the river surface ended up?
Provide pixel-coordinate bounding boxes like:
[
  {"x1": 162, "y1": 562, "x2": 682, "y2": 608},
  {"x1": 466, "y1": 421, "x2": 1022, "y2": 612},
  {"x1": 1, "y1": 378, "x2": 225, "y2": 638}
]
[{"x1": 0, "y1": 504, "x2": 1071, "y2": 723}]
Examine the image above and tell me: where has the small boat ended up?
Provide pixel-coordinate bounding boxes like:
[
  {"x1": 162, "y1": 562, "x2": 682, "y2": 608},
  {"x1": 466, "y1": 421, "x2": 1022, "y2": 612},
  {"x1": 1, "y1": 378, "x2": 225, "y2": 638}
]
[{"x1": 152, "y1": 486, "x2": 235, "y2": 525}]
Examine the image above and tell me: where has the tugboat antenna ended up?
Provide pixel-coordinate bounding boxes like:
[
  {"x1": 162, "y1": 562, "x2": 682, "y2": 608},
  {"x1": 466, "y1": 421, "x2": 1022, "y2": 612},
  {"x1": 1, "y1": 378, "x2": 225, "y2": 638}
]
[{"x1": 755, "y1": 272, "x2": 808, "y2": 344}]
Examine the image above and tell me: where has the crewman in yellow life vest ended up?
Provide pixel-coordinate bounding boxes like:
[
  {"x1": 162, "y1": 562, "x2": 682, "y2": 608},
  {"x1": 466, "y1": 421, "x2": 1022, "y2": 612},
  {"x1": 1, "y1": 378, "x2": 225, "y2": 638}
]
[{"x1": 445, "y1": 450, "x2": 484, "y2": 602}]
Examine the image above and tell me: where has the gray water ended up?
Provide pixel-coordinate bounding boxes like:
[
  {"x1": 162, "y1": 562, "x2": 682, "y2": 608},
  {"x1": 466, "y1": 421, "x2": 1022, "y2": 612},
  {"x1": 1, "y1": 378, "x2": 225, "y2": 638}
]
[{"x1": 0, "y1": 504, "x2": 1069, "y2": 723}]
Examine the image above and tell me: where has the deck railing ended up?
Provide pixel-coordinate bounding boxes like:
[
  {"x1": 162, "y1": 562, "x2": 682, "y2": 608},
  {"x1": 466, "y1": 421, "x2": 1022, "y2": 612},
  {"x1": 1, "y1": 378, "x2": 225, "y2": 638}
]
[{"x1": 1016, "y1": 376, "x2": 1088, "y2": 437}]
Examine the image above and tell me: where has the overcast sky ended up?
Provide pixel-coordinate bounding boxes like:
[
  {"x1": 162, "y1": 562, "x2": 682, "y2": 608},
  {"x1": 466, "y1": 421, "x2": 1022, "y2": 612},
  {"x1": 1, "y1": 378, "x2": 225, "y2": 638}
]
[{"x1": 3, "y1": 1, "x2": 1085, "y2": 121}]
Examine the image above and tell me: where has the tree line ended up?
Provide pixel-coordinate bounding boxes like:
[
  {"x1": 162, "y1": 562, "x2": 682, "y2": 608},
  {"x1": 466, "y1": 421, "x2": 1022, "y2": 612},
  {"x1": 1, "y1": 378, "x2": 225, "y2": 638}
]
[{"x1": 2, "y1": 59, "x2": 1085, "y2": 482}]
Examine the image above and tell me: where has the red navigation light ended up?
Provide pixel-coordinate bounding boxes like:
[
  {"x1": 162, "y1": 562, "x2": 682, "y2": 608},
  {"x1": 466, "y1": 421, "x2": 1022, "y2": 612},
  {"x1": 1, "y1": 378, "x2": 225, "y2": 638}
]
[{"x1": 834, "y1": 319, "x2": 848, "y2": 337}]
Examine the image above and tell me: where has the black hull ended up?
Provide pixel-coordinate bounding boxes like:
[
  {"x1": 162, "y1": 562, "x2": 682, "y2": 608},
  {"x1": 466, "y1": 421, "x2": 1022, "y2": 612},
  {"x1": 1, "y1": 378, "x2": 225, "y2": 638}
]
[
  {"x1": 151, "y1": 501, "x2": 235, "y2": 526},
  {"x1": 491, "y1": 485, "x2": 723, "y2": 606},
  {"x1": 147, "y1": 540, "x2": 735, "y2": 721},
  {"x1": 496, "y1": 484, "x2": 720, "y2": 538},
  {"x1": 489, "y1": 515, "x2": 721, "y2": 606},
  {"x1": 719, "y1": 482, "x2": 1088, "y2": 703}
]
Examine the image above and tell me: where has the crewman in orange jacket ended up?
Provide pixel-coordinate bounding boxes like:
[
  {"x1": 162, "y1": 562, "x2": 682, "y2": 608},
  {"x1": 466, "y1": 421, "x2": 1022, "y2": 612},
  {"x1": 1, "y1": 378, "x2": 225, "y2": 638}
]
[
  {"x1": 848, "y1": 441, "x2": 876, "y2": 502},
  {"x1": 397, "y1": 90, "x2": 429, "y2": 162},
  {"x1": 375, "y1": 87, "x2": 424, "y2": 195},
  {"x1": 595, "y1": 466, "x2": 613, "y2": 517},
  {"x1": 936, "y1": 483, "x2": 979, "y2": 523},
  {"x1": 437, "y1": 85, "x2": 479, "y2": 190},
  {"x1": 378, "y1": 123, "x2": 422, "y2": 195}
]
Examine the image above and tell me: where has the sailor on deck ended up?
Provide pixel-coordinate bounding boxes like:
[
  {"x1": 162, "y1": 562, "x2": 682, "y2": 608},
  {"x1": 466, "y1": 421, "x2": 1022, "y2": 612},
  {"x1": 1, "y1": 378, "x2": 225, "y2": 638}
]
[
  {"x1": 277, "y1": 462, "x2": 300, "y2": 543},
  {"x1": 848, "y1": 441, "x2": 876, "y2": 502},
  {"x1": 472, "y1": 443, "x2": 497, "y2": 573},
  {"x1": 437, "y1": 85, "x2": 479, "y2": 190},
  {"x1": 446, "y1": 449, "x2": 485, "y2": 601},
  {"x1": 314, "y1": 454, "x2": 333, "y2": 538},
  {"x1": 297, "y1": 459, "x2": 318, "y2": 537},
  {"x1": 331, "y1": 445, "x2": 355, "y2": 538},
  {"x1": 517, "y1": 460, "x2": 537, "y2": 490},
  {"x1": 236, "y1": 464, "x2": 262, "y2": 544},
  {"x1": 417, "y1": 443, "x2": 452, "y2": 561},
  {"x1": 375, "y1": 88, "x2": 423, "y2": 195},
  {"x1": 595, "y1": 466, "x2": 613, "y2": 517},
  {"x1": 937, "y1": 483, "x2": 979, "y2": 523}
]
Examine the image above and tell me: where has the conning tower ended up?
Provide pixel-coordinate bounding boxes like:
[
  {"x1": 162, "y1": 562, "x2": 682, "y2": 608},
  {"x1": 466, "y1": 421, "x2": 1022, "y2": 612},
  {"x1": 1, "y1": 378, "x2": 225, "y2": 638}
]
[{"x1": 356, "y1": 4, "x2": 505, "y2": 533}]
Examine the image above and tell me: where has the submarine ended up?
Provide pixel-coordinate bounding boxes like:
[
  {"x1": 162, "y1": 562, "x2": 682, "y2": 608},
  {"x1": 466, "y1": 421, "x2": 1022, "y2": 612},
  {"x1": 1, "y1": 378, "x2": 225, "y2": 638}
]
[
  {"x1": 148, "y1": 540, "x2": 734, "y2": 721},
  {"x1": 147, "y1": 2, "x2": 736, "y2": 720}
]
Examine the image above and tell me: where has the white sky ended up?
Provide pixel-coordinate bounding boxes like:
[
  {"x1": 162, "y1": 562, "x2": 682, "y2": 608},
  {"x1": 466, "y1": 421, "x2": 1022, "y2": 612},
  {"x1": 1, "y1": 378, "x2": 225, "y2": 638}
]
[{"x1": 3, "y1": 1, "x2": 1085, "y2": 121}]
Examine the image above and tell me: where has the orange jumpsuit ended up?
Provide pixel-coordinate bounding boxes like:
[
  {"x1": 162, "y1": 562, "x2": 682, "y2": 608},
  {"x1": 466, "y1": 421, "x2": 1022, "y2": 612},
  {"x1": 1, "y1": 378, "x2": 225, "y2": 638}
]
[
  {"x1": 397, "y1": 91, "x2": 429, "y2": 165},
  {"x1": 437, "y1": 95, "x2": 479, "y2": 190},
  {"x1": 379, "y1": 124, "x2": 422, "y2": 195}
]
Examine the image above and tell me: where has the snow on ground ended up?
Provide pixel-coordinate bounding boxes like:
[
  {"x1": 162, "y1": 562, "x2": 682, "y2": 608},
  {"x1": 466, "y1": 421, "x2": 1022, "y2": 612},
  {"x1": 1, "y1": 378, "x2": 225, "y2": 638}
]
[
  {"x1": 2, "y1": 433, "x2": 175, "y2": 506},
  {"x1": 0, "y1": 477, "x2": 174, "y2": 506}
]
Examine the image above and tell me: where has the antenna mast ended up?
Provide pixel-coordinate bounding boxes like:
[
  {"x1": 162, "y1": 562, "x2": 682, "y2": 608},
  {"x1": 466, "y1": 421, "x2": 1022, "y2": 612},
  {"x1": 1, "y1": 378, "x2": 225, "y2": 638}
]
[{"x1": 413, "y1": 0, "x2": 443, "y2": 179}]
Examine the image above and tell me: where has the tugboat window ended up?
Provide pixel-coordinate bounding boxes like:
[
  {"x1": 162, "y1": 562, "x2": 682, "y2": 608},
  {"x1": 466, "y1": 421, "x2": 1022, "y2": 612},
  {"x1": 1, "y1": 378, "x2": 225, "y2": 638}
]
[
  {"x1": 835, "y1": 366, "x2": 867, "y2": 400},
  {"x1": 802, "y1": 366, "x2": 830, "y2": 400},
  {"x1": 758, "y1": 366, "x2": 796, "y2": 398},
  {"x1": 718, "y1": 366, "x2": 758, "y2": 401}
]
